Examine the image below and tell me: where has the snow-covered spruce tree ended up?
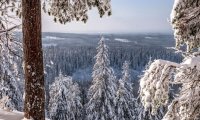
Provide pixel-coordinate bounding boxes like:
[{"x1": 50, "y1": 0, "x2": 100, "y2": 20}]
[
  {"x1": 115, "y1": 61, "x2": 136, "y2": 120},
  {"x1": 70, "y1": 82, "x2": 83, "y2": 120},
  {"x1": 49, "y1": 71, "x2": 82, "y2": 120},
  {"x1": 0, "y1": 32, "x2": 23, "y2": 111},
  {"x1": 86, "y1": 37, "x2": 117, "y2": 120}
]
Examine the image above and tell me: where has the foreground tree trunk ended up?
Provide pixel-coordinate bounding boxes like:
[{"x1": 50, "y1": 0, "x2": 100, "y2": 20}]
[{"x1": 22, "y1": 0, "x2": 45, "y2": 119}]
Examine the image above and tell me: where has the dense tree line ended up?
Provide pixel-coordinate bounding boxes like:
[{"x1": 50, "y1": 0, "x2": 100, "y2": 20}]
[
  {"x1": 44, "y1": 44, "x2": 183, "y2": 84},
  {"x1": 42, "y1": 40, "x2": 183, "y2": 115}
]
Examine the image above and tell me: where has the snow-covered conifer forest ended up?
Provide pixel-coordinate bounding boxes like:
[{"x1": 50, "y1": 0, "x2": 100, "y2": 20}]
[{"x1": 0, "y1": 0, "x2": 200, "y2": 120}]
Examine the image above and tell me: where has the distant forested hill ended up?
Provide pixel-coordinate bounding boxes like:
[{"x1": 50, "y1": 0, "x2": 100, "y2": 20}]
[
  {"x1": 14, "y1": 32, "x2": 182, "y2": 84},
  {"x1": 37, "y1": 33, "x2": 183, "y2": 84}
]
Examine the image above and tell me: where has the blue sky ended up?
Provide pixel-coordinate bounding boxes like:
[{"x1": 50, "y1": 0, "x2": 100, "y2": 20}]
[{"x1": 42, "y1": 0, "x2": 174, "y2": 33}]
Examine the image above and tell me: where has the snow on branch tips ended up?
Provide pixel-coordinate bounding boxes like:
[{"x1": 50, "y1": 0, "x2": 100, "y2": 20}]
[
  {"x1": 43, "y1": 0, "x2": 112, "y2": 24},
  {"x1": 0, "y1": 0, "x2": 21, "y2": 33},
  {"x1": 171, "y1": 0, "x2": 200, "y2": 52},
  {"x1": 139, "y1": 60, "x2": 179, "y2": 115}
]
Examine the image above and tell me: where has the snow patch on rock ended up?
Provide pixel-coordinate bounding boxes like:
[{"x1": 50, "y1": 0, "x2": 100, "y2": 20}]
[{"x1": 0, "y1": 109, "x2": 23, "y2": 120}]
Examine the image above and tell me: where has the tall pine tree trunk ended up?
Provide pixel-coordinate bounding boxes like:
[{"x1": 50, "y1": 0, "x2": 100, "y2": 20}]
[{"x1": 22, "y1": 0, "x2": 45, "y2": 119}]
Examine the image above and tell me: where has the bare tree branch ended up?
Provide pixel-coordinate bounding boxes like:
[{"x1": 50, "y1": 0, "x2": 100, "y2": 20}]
[{"x1": 0, "y1": 24, "x2": 21, "y2": 34}]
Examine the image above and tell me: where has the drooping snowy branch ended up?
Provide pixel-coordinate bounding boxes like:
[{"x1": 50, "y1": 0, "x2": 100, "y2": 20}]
[
  {"x1": 171, "y1": 0, "x2": 200, "y2": 52},
  {"x1": 139, "y1": 60, "x2": 179, "y2": 115},
  {"x1": 163, "y1": 56, "x2": 200, "y2": 120},
  {"x1": 1, "y1": 0, "x2": 112, "y2": 26},
  {"x1": 43, "y1": 0, "x2": 112, "y2": 24},
  {"x1": 140, "y1": 55, "x2": 200, "y2": 120}
]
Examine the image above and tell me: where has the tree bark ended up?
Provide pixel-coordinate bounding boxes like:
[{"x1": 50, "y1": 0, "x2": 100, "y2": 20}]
[{"x1": 22, "y1": 0, "x2": 45, "y2": 119}]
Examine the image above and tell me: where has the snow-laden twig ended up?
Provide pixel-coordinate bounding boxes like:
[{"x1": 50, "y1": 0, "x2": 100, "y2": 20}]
[
  {"x1": 171, "y1": 0, "x2": 200, "y2": 52},
  {"x1": 0, "y1": 25, "x2": 20, "y2": 34},
  {"x1": 43, "y1": 0, "x2": 111, "y2": 24}
]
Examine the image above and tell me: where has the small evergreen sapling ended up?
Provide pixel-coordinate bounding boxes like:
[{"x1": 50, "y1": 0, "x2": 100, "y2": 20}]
[
  {"x1": 49, "y1": 71, "x2": 82, "y2": 120},
  {"x1": 115, "y1": 61, "x2": 136, "y2": 120}
]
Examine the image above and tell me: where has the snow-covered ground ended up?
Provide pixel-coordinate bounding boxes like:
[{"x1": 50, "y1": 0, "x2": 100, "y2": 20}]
[
  {"x1": 144, "y1": 36, "x2": 154, "y2": 39},
  {"x1": 114, "y1": 38, "x2": 130, "y2": 42},
  {"x1": 42, "y1": 43, "x2": 57, "y2": 47},
  {"x1": 43, "y1": 36, "x2": 65, "y2": 40},
  {"x1": 0, "y1": 109, "x2": 23, "y2": 120},
  {"x1": 0, "y1": 109, "x2": 50, "y2": 120}
]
